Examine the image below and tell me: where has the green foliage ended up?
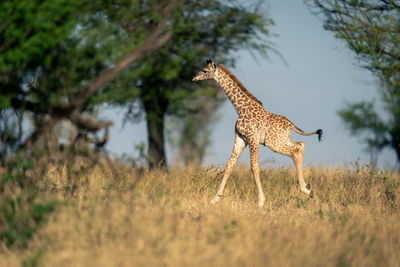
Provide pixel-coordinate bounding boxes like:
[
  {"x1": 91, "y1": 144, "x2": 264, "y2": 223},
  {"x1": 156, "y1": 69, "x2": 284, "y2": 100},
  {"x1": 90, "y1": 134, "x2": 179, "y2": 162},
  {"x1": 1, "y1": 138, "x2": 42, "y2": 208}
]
[
  {"x1": 1, "y1": 0, "x2": 277, "y2": 167},
  {"x1": 0, "y1": 1, "x2": 82, "y2": 65},
  {"x1": 0, "y1": 0, "x2": 172, "y2": 161},
  {"x1": 0, "y1": 0, "x2": 84, "y2": 105},
  {"x1": 22, "y1": 247, "x2": 46, "y2": 267},
  {"x1": 108, "y1": 0, "x2": 276, "y2": 113},
  {"x1": 0, "y1": 156, "x2": 59, "y2": 249},
  {"x1": 308, "y1": 0, "x2": 400, "y2": 163},
  {"x1": 338, "y1": 101, "x2": 389, "y2": 150}
]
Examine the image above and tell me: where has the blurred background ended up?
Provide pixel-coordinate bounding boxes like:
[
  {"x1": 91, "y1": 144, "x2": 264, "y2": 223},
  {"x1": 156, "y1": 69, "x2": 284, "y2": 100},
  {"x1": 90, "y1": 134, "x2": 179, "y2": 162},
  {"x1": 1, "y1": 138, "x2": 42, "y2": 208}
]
[
  {"x1": 2, "y1": 1, "x2": 400, "y2": 262},
  {"x1": 1, "y1": 0, "x2": 399, "y2": 169}
]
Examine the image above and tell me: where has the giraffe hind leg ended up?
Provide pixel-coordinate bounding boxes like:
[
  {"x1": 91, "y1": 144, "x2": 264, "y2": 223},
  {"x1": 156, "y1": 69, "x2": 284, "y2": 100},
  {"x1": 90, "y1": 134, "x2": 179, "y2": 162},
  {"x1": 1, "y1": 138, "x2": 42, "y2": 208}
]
[
  {"x1": 268, "y1": 140, "x2": 312, "y2": 196},
  {"x1": 291, "y1": 141, "x2": 312, "y2": 196}
]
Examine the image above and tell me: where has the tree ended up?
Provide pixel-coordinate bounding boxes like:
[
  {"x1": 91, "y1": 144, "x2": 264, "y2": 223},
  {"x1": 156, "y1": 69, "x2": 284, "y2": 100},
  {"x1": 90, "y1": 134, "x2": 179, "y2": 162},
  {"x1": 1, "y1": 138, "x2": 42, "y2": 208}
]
[
  {"x1": 104, "y1": 0, "x2": 278, "y2": 168},
  {"x1": 167, "y1": 90, "x2": 225, "y2": 166},
  {"x1": 306, "y1": 0, "x2": 400, "y2": 163},
  {"x1": 0, "y1": 0, "x2": 181, "y2": 162}
]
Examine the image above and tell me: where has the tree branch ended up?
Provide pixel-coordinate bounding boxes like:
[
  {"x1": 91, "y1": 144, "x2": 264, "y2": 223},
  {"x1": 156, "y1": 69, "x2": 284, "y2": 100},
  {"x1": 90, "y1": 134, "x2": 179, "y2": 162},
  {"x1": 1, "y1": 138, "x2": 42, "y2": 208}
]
[
  {"x1": 84, "y1": 126, "x2": 111, "y2": 148},
  {"x1": 12, "y1": 0, "x2": 184, "y2": 151},
  {"x1": 0, "y1": 17, "x2": 12, "y2": 34},
  {"x1": 70, "y1": 110, "x2": 113, "y2": 132},
  {"x1": 74, "y1": 0, "x2": 182, "y2": 108}
]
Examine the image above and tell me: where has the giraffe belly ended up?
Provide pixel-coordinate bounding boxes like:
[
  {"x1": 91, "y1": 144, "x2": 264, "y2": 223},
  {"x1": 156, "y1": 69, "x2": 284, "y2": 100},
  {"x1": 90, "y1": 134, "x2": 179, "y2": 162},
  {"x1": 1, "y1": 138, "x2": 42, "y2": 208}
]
[
  {"x1": 263, "y1": 127, "x2": 293, "y2": 154},
  {"x1": 258, "y1": 130, "x2": 266, "y2": 144}
]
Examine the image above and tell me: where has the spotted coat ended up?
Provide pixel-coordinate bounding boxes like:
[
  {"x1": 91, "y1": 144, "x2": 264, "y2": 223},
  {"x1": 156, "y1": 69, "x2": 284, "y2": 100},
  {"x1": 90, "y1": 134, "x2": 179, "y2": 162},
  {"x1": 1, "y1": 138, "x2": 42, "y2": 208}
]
[{"x1": 192, "y1": 60, "x2": 322, "y2": 207}]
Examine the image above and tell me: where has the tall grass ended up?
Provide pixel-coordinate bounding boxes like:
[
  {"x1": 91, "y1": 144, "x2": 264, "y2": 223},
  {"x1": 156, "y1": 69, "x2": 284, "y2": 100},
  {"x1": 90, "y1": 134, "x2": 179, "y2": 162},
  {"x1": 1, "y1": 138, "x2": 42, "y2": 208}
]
[{"x1": 1, "y1": 161, "x2": 399, "y2": 266}]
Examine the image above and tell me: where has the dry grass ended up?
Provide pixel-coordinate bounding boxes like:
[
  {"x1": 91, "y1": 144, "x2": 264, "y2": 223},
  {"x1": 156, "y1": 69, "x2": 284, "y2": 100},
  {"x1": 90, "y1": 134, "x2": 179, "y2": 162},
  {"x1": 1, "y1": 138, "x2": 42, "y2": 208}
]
[{"x1": 1, "y1": 162, "x2": 399, "y2": 267}]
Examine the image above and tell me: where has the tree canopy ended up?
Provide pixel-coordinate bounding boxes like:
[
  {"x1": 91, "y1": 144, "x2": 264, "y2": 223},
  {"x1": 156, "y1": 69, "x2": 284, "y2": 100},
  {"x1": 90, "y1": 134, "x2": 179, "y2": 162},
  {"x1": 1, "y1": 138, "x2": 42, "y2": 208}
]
[
  {"x1": 100, "y1": 0, "x2": 278, "y2": 167},
  {"x1": 0, "y1": 0, "x2": 277, "y2": 168},
  {"x1": 0, "y1": 0, "x2": 180, "y2": 162},
  {"x1": 307, "y1": 0, "x2": 400, "y2": 163}
]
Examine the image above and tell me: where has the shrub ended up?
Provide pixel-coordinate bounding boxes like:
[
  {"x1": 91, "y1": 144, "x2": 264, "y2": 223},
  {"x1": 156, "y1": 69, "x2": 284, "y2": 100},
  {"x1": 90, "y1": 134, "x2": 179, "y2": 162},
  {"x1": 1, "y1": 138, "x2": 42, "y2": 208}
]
[{"x1": 0, "y1": 156, "x2": 59, "y2": 249}]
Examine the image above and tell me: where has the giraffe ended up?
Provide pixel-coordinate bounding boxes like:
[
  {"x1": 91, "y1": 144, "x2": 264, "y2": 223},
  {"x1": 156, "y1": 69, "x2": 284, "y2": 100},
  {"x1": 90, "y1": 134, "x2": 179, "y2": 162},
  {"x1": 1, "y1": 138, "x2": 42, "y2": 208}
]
[{"x1": 192, "y1": 59, "x2": 323, "y2": 207}]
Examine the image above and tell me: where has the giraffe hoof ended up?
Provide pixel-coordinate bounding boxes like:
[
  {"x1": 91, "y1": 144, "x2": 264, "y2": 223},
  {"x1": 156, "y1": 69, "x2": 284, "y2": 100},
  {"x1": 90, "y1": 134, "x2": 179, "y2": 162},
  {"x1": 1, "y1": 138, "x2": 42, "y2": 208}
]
[
  {"x1": 306, "y1": 183, "x2": 311, "y2": 190},
  {"x1": 211, "y1": 195, "x2": 221, "y2": 205}
]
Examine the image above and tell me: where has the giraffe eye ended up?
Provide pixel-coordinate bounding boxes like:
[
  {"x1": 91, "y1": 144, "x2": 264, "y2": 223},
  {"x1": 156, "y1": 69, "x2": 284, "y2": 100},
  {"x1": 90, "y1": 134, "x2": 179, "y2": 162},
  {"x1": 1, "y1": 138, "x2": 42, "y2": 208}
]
[{"x1": 202, "y1": 70, "x2": 207, "y2": 73}]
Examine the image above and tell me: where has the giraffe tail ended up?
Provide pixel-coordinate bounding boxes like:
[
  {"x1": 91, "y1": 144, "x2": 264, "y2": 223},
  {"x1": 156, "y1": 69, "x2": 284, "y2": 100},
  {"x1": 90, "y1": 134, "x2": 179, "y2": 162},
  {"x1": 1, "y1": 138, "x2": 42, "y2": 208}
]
[{"x1": 292, "y1": 126, "x2": 323, "y2": 142}]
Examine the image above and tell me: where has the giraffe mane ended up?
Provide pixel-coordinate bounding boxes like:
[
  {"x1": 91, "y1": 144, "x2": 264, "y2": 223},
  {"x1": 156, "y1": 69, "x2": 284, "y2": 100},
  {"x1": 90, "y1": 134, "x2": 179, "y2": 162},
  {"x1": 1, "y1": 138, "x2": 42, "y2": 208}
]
[{"x1": 218, "y1": 64, "x2": 263, "y2": 106}]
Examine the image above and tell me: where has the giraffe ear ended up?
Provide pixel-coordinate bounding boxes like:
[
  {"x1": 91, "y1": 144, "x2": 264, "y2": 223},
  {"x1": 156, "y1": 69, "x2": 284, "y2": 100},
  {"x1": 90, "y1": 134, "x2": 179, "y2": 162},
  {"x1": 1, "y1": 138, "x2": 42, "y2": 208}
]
[{"x1": 212, "y1": 62, "x2": 217, "y2": 69}]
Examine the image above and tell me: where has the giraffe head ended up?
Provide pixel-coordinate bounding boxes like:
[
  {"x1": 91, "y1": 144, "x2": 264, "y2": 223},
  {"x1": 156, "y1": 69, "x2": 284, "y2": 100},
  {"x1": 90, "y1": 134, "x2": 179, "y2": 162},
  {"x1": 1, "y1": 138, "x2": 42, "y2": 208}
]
[{"x1": 192, "y1": 59, "x2": 218, "y2": 81}]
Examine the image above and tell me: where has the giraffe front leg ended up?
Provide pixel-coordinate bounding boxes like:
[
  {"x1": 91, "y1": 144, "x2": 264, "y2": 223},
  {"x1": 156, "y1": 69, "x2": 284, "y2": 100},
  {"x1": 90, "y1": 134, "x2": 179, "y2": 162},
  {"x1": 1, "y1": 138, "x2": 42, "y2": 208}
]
[
  {"x1": 249, "y1": 141, "x2": 265, "y2": 207},
  {"x1": 212, "y1": 134, "x2": 246, "y2": 205}
]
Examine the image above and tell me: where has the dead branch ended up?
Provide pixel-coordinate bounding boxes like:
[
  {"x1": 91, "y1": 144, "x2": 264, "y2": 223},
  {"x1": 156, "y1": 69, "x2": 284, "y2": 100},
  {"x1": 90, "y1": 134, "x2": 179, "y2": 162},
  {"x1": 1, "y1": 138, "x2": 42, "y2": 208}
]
[
  {"x1": 70, "y1": 110, "x2": 113, "y2": 132},
  {"x1": 84, "y1": 126, "x2": 111, "y2": 148}
]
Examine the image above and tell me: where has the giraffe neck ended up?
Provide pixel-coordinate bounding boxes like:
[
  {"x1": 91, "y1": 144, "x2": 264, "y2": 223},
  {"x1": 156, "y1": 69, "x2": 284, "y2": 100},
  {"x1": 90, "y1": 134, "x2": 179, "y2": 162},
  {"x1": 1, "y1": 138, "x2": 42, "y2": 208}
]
[{"x1": 214, "y1": 65, "x2": 263, "y2": 115}]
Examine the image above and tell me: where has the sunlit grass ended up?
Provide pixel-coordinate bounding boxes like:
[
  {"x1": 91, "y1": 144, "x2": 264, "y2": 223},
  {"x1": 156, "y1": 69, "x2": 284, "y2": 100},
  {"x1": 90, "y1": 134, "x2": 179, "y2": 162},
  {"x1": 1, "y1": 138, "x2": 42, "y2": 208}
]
[{"x1": 1, "y1": 162, "x2": 399, "y2": 266}]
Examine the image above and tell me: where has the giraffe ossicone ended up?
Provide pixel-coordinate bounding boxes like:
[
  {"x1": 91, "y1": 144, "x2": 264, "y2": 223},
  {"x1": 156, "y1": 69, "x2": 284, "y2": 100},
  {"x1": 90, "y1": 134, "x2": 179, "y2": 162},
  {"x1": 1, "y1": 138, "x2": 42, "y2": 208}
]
[{"x1": 193, "y1": 59, "x2": 323, "y2": 207}]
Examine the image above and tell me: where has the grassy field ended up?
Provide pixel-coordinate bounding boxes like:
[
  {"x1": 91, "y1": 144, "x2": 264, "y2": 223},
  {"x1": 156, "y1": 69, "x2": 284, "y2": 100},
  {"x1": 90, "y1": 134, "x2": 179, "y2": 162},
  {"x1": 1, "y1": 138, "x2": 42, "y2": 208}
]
[{"x1": 1, "y1": 161, "x2": 399, "y2": 266}]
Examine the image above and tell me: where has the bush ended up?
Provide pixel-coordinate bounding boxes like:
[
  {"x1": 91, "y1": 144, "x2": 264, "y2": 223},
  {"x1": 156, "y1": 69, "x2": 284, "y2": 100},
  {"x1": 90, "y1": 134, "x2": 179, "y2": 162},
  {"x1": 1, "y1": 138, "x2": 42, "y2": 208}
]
[{"x1": 0, "y1": 156, "x2": 59, "y2": 250}]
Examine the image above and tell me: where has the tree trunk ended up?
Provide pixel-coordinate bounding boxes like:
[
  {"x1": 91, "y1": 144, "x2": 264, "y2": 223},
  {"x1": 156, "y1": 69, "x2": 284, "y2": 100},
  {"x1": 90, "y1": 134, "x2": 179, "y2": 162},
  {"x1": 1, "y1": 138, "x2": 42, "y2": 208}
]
[
  {"x1": 146, "y1": 114, "x2": 166, "y2": 168},
  {"x1": 143, "y1": 97, "x2": 168, "y2": 169},
  {"x1": 392, "y1": 134, "x2": 400, "y2": 163}
]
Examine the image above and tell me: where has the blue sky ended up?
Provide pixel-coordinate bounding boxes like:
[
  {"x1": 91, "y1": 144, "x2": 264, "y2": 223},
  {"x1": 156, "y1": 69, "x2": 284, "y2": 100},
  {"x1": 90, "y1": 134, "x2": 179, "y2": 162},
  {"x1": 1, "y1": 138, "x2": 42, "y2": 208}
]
[{"x1": 104, "y1": 0, "x2": 396, "y2": 168}]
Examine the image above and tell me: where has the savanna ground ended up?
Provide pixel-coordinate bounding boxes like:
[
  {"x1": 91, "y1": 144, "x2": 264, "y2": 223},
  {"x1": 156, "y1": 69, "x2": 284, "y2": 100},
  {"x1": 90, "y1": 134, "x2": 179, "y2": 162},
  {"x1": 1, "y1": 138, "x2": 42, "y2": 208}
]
[{"x1": 1, "y1": 158, "x2": 399, "y2": 267}]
